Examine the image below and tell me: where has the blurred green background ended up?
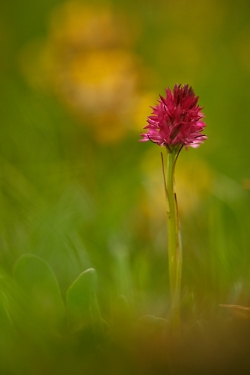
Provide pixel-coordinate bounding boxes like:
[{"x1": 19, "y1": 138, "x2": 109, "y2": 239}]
[{"x1": 1, "y1": 0, "x2": 250, "y2": 373}]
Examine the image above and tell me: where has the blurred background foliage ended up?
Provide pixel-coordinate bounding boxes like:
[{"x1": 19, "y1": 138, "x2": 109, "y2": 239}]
[{"x1": 1, "y1": 0, "x2": 250, "y2": 372}]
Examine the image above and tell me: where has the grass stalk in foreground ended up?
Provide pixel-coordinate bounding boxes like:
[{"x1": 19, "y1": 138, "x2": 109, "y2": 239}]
[{"x1": 163, "y1": 149, "x2": 182, "y2": 334}]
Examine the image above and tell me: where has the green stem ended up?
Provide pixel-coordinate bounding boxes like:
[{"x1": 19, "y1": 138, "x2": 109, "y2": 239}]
[{"x1": 165, "y1": 148, "x2": 182, "y2": 334}]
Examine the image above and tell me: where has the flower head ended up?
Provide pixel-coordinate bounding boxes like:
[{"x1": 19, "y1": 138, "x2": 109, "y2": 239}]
[{"x1": 140, "y1": 84, "x2": 207, "y2": 149}]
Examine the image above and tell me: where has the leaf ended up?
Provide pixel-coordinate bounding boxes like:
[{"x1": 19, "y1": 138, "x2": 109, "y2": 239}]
[
  {"x1": 13, "y1": 254, "x2": 65, "y2": 334},
  {"x1": 66, "y1": 268, "x2": 103, "y2": 334}
]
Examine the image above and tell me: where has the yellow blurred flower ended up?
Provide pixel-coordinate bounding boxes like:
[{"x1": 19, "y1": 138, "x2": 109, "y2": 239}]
[{"x1": 19, "y1": 1, "x2": 154, "y2": 144}]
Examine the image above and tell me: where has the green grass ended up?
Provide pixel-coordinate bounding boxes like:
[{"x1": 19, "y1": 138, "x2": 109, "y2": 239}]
[{"x1": 1, "y1": 0, "x2": 250, "y2": 373}]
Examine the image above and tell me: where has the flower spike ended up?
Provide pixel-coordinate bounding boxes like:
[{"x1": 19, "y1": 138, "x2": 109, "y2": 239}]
[{"x1": 140, "y1": 84, "x2": 207, "y2": 150}]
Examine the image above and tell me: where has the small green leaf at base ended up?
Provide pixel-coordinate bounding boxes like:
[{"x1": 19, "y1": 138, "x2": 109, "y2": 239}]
[{"x1": 66, "y1": 268, "x2": 103, "y2": 335}]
